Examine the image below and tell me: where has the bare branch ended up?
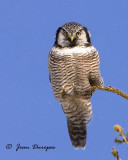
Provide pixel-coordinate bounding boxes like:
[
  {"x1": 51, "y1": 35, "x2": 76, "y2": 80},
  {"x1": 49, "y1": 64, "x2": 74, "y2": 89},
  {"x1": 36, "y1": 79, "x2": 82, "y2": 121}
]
[
  {"x1": 92, "y1": 86, "x2": 128, "y2": 100},
  {"x1": 111, "y1": 148, "x2": 121, "y2": 160},
  {"x1": 114, "y1": 125, "x2": 128, "y2": 145}
]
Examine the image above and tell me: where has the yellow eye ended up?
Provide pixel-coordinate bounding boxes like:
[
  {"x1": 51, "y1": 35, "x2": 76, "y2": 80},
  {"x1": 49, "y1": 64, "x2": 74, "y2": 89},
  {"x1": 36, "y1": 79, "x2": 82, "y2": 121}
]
[
  {"x1": 76, "y1": 32, "x2": 81, "y2": 37},
  {"x1": 63, "y1": 31, "x2": 68, "y2": 37}
]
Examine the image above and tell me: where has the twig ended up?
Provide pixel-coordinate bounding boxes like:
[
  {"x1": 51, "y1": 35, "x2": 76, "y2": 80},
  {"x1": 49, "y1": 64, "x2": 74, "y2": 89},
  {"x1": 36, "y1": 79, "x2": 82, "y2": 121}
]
[
  {"x1": 114, "y1": 125, "x2": 128, "y2": 145},
  {"x1": 121, "y1": 133, "x2": 128, "y2": 144},
  {"x1": 111, "y1": 148, "x2": 121, "y2": 160},
  {"x1": 92, "y1": 85, "x2": 128, "y2": 100},
  {"x1": 114, "y1": 137, "x2": 127, "y2": 144}
]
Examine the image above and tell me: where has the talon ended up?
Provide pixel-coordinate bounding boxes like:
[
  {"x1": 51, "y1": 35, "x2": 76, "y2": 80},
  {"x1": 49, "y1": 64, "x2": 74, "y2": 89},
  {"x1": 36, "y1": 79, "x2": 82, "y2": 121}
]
[
  {"x1": 60, "y1": 89, "x2": 64, "y2": 93},
  {"x1": 60, "y1": 86, "x2": 67, "y2": 93}
]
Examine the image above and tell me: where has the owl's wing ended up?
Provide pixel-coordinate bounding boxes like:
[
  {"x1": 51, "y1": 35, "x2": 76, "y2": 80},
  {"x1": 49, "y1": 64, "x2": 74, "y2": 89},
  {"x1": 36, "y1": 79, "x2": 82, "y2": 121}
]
[
  {"x1": 48, "y1": 51, "x2": 52, "y2": 83},
  {"x1": 89, "y1": 48, "x2": 103, "y2": 86}
]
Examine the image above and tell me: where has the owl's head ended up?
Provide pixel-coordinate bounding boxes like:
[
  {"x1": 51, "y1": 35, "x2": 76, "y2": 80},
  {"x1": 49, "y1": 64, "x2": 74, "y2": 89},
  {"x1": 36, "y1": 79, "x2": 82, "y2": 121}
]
[{"x1": 55, "y1": 22, "x2": 91, "y2": 47}]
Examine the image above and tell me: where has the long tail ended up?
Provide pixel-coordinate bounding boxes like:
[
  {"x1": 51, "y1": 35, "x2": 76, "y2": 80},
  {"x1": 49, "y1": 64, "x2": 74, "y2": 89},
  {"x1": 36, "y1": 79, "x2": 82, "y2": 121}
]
[
  {"x1": 67, "y1": 118, "x2": 87, "y2": 149},
  {"x1": 61, "y1": 99, "x2": 92, "y2": 149}
]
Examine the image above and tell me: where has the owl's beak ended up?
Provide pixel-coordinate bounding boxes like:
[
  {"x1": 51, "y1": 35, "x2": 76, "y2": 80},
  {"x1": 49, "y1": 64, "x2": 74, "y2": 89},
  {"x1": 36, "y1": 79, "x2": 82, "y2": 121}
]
[{"x1": 70, "y1": 36, "x2": 74, "y2": 42}]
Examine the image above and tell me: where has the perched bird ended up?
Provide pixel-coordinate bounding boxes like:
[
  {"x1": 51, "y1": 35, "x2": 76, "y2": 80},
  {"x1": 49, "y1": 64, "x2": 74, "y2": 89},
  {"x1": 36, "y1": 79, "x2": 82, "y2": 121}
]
[{"x1": 48, "y1": 22, "x2": 103, "y2": 149}]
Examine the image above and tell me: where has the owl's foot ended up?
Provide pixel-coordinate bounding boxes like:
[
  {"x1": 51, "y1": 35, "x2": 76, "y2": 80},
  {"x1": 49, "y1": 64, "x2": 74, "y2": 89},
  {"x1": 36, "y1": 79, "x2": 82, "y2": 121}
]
[
  {"x1": 91, "y1": 87, "x2": 95, "y2": 95},
  {"x1": 60, "y1": 85, "x2": 74, "y2": 99},
  {"x1": 60, "y1": 84, "x2": 74, "y2": 94},
  {"x1": 60, "y1": 86, "x2": 67, "y2": 94},
  {"x1": 60, "y1": 86, "x2": 67, "y2": 99}
]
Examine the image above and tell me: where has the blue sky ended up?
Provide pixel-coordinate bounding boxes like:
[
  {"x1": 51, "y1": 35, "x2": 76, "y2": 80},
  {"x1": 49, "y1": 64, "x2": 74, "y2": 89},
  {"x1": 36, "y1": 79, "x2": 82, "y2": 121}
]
[{"x1": 0, "y1": 0, "x2": 128, "y2": 159}]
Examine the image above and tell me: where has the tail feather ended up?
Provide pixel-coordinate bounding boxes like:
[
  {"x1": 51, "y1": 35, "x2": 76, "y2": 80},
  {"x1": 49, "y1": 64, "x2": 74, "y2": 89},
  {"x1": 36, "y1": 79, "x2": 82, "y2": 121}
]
[
  {"x1": 61, "y1": 98, "x2": 92, "y2": 149},
  {"x1": 67, "y1": 118, "x2": 87, "y2": 149}
]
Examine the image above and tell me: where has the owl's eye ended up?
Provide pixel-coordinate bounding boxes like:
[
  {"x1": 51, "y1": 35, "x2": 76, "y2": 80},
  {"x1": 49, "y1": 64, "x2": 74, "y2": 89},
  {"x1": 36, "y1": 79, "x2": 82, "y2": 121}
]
[
  {"x1": 63, "y1": 31, "x2": 68, "y2": 37},
  {"x1": 76, "y1": 32, "x2": 81, "y2": 37}
]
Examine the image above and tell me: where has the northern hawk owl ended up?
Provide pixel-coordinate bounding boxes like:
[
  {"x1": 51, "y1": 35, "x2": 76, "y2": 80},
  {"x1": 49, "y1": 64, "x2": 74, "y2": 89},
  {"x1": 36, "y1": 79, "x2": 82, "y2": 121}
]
[{"x1": 48, "y1": 22, "x2": 103, "y2": 149}]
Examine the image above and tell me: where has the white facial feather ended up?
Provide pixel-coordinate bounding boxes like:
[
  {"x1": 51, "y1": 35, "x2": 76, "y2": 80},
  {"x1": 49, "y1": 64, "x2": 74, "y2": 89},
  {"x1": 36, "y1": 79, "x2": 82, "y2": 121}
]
[
  {"x1": 57, "y1": 31, "x2": 68, "y2": 47},
  {"x1": 52, "y1": 45, "x2": 97, "y2": 56}
]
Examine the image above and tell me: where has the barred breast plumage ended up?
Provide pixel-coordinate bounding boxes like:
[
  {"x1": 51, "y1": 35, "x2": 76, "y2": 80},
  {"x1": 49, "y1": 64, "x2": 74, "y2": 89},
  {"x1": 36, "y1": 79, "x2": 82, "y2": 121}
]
[{"x1": 48, "y1": 44, "x2": 103, "y2": 148}]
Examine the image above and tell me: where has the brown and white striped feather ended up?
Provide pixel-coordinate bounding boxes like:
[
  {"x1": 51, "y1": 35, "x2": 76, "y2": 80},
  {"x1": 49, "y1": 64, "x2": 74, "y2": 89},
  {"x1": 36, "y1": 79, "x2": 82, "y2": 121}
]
[{"x1": 48, "y1": 44, "x2": 103, "y2": 148}]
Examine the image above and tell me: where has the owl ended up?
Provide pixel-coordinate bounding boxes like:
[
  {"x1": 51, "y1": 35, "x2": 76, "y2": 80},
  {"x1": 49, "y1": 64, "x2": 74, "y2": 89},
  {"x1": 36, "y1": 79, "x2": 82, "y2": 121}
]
[{"x1": 48, "y1": 22, "x2": 103, "y2": 149}]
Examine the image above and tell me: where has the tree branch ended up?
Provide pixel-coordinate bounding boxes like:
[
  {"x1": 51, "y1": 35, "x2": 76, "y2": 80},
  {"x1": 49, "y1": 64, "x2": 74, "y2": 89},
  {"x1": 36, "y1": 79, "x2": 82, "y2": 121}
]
[{"x1": 92, "y1": 86, "x2": 128, "y2": 100}]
